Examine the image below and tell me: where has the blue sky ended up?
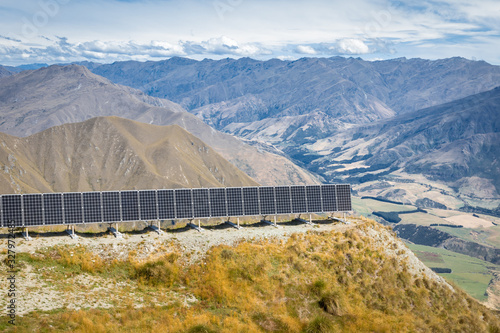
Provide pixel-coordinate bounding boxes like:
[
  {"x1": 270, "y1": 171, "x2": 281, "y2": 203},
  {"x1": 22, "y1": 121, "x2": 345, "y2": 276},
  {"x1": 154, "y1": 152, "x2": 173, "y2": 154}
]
[{"x1": 0, "y1": 0, "x2": 499, "y2": 66}]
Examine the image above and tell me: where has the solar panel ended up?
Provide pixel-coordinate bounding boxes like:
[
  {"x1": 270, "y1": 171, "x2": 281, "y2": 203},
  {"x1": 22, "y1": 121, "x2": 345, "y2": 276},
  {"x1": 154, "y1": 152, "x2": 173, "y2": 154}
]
[
  {"x1": 83, "y1": 192, "x2": 102, "y2": 223},
  {"x1": 44, "y1": 193, "x2": 64, "y2": 225},
  {"x1": 121, "y1": 191, "x2": 139, "y2": 221},
  {"x1": 209, "y1": 188, "x2": 227, "y2": 217},
  {"x1": 2, "y1": 195, "x2": 23, "y2": 227},
  {"x1": 23, "y1": 194, "x2": 43, "y2": 226},
  {"x1": 193, "y1": 189, "x2": 210, "y2": 218},
  {"x1": 290, "y1": 186, "x2": 307, "y2": 213},
  {"x1": 139, "y1": 190, "x2": 158, "y2": 220},
  {"x1": 102, "y1": 191, "x2": 121, "y2": 222},
  {"x1": 175, "y1": 189, "x2": 193, "y2": 219},
  {"x1": 63, "y1": 193, "x2": 83, "y2": 224},
  {"x1": 158, "y1": 189, "x2": 175, "y2": 219},
  {"x1": 259, "y1": 187, "x2": 276, "y2": 215},
  {"x1": 336, "y1": 185, "x2": 352, "y2": 211},
  {"x1": 242, "y1": 187, "x2": 259, "y2": 216},
  {"x1": 226, "y1": 187, "x2": 243, "y2": 216},
  {"x1": 321, "y1": 185, "x2": 337, "y2": 212},
  {"x1": 275, "y1": 186, "x2": 291, "y2": 214},
  {"x1": 305, "y1": 185, "x2": 322, "y2": 213}
]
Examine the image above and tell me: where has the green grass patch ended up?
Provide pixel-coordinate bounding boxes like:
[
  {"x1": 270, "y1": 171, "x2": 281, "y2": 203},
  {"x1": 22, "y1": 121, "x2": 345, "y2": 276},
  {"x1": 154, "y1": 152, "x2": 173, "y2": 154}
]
[{"x1": 408, "y1": 243, "x2": 498, "y2": 301}]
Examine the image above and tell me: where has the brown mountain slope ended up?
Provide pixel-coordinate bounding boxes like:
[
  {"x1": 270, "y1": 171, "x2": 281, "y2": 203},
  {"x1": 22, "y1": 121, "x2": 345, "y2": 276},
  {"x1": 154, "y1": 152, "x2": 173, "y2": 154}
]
[
  {"x1": 0, "y1": 116, "x2": 257, "y2": 193},
  {"x1": 0, "y1": 65, "x2": 318, "y2": 186}
]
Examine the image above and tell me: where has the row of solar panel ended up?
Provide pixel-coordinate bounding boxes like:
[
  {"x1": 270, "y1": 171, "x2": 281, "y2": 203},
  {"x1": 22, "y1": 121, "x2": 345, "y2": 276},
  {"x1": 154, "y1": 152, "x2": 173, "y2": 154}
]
[{"x1": 0, "y1": 185, "x2": 351, "y2": 227}]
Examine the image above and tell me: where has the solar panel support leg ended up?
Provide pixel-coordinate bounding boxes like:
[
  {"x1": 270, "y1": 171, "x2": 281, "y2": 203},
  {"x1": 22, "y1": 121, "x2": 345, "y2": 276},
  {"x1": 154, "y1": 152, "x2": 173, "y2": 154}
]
[
  {"x1": 108, "y1": 223, "x2": 123, "y2": 239},
  {"x1": 66, "y1": 225, "x2": 78, "y2": 239},
  {"x1": 148, "y1": 221, "x2": 164, "y2": 235},
  {"x1": 225, "y1": 217, "x2": 243, "y2": 230},
  {"x1": 187, "y1": 220, "x2": 204, "y2": 232},
  {"x1": 260, "y1": 216, "x2": 282, "y2": 229},
  {"x1": 22, "y1": 227, "x2": 32, "y2": 241}
]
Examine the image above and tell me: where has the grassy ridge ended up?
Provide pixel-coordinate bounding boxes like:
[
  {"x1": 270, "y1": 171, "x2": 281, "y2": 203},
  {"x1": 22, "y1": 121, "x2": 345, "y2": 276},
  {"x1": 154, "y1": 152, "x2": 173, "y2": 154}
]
[{"x1": 2, "y1": 220, "x2": 500, "y2": 332}]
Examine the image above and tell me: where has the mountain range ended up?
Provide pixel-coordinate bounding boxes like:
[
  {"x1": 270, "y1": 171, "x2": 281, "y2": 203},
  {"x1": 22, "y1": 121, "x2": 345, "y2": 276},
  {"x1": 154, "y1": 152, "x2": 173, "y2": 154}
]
[
  {"x1": 0, "y1": 65, "x2": 318, "y2": 188},
  {"x1": 82, "y1": 56, "x2": 500, "y2": 209}
]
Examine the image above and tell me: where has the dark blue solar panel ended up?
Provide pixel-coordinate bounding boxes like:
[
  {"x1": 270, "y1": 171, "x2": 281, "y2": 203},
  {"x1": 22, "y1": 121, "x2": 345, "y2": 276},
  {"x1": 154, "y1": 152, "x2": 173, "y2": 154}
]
[
  {"x1": 102, "y1": 191, "x2": 121, "y2": 222},
  {"x1": 23, "y1": 194, "x2": 43, "y2": 226},
  {"x1": 321, "y1": 185, "x2": 337, "y2": 212},
  {"x1": 275, "y1": 186, "x2": 291, "y2": 214},
  {"x1": 2, "y1": 195, "x2": 22, "y2": 227},
  {"x1": 209, "y1": 188, "x2": 227, "y2": 217},
  {"x1": 83, "y1": 192, "x2": 102, "y2": 223},
  {"x1": 336, "y1": 185, "x2": 352, "y2": 211},
  {"x1": 226, "y1": 187, "x2": 243, "y2": 216},
  {"x1": 306, "y1": 185, "x2": 322, "y2": 213},
  {"x1": 193, "y1": 189, "x2": 210, "y2": 218},
  {"x1": 242, "y1": 187, "x2": 259, "y2": 216},
  {"x1": 63, "y1": 193, "x2": 83, "y2": 224},
  {"x1": 259, "y1": 187, "x2": 276, "y2": 215},
  {"x1": 158, "y1": 190, "x2": 175, "y2": 219},
  {"x1": 121, "y1": 191, "x2": 139, "y2": 221},
  {"x1": 290, "y1": 186, "x2": 307, "y2": 213},
  {"x1": 44, "y1": 193, "x2": 64, "y2": 225},
  {"x1": 139, "y1": 190, "x2": 158, "y2": 220},
  {"x1": 175, "y1": 189, "x2": 193, "y2": 219}
]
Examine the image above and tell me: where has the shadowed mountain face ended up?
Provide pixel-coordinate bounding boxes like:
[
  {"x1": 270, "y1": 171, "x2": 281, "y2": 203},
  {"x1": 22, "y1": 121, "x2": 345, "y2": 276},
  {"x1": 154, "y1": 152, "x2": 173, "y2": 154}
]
[
  {"x1": 0, "y1": 116, "x2": 258, "y2": 194},
  {"x1": 305, "y1": 87, "x2": 500, "y2": 204},
  {"x1": 0, "y1": 66, "x2": 12, "y2": 78},
  {"x1": 0, "y1": 65, "x2": 318, "y2": 186},
  {"x1": 89, "y1": 56, "x2": 500, "y2": 146}
]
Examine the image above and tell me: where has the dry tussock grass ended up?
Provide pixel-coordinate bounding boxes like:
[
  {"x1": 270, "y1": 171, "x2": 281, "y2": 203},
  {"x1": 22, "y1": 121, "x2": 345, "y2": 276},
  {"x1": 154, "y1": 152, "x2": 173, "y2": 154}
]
[{"x1": 3, "y1": 220, "x2": 500, "y2": 332}]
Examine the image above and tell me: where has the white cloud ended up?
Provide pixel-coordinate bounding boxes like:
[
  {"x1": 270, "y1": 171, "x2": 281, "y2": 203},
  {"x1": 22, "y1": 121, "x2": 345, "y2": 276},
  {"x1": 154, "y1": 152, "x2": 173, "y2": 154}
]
[
  {"x1": 296, "y1": 45, "x2": 317, "y2": 55},
  {"x1": 337, "y1": 39, "x2": 370, "y2": 54}
]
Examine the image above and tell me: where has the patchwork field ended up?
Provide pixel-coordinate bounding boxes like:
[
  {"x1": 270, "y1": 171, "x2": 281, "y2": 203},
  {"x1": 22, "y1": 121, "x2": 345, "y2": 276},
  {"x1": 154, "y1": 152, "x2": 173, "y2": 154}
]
[{"x1": 408, "y1": 244, "x2": 499, "y2": 303}]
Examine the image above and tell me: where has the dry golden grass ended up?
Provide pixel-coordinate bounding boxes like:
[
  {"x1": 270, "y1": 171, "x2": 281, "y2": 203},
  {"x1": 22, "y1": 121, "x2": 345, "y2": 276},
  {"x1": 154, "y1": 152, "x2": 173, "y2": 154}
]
[{"x1": 4, "y1": 220, "x2": 500, "y2": 332}]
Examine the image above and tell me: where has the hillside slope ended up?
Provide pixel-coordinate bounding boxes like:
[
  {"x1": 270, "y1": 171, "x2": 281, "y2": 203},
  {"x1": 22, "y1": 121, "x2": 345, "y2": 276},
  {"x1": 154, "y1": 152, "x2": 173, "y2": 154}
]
[
  {"x1": 0, "y1": 65, "x2": 318, "y2": 186},
  {"x1": 0, "y1": 116, "x2": 257, "y2": 193},
  {"x1": 305, "y1": 87, "x2": 500, "y2": 207},
  {"x1": 1, "y1": 219, "x2": 499, "y2": 332}
]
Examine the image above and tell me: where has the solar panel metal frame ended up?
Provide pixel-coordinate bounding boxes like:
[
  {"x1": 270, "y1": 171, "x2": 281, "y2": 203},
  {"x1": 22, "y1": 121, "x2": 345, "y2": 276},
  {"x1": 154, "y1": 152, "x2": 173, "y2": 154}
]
[
  {"x1": 102, "y1": 191, "x2": 122, "y2": 223},
  {"x1": 290, "y1": 186, "x2": 307, "y2": 214},
  {"x1": 2, "y1": 195, "x2": 23, "y2": 227},
  {"x1": 157, "y1": 189, "x2": 176, "y2": 219},
  {"x1": 175, "y1": 189, "x2": 194, "y2": 219},
  {"x1": 83, "y1": 192, "x2": 103, "y2": 223},
  {"x1": 259, "y1": 187, "x2": 276, "y2": 215},
  {"x1": 242, "y1": 187, "x2": 260, "y2": 216},
  {"x1": 0, "y1": 184, "x2": 352, "y2": 228},
  {"x1": 226, "y1": 187, "x2": 243, "y2": 216},
  {"x1": 139, "y1": 190, "x2": 158, "y2": 221},
  {"x1": 43, "y1": 193, "x2": 64, "y2": 226},
  {"x1": 209, "y1": 188, "x2": 227, "y2": 217},
  {"x1": 23, "y1": 194, "x2": 43, "y2": 226},
  {"x1": 192, "y1": 188, "x2": 210, "y2": 218},
  {"x1": 63, "y1": 192, "x2": 83, "y2": 225},
  {"x1": 275, "y1": 186, "x2": 292, "y2": 214},
  {"x1": 121, "y1": 191, "x2": 140, "y2": 222},
  {"x1": 335, "y1": 184, "x2": 352, "y2": 211},
  {"x1": 321, "y1": 184, "x2": 338, "y2": 212},
  {"x1": 305, "y1": 185, "x2": 323, "y2": 213}
]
